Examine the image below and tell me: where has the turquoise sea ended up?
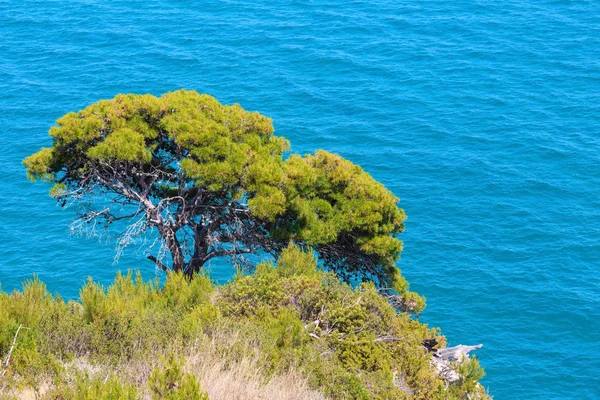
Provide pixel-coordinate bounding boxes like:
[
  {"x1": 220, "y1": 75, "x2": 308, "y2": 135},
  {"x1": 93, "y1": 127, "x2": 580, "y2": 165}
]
[{"x1": 1, "y1": 1, "x2": 599, "y2": 398}]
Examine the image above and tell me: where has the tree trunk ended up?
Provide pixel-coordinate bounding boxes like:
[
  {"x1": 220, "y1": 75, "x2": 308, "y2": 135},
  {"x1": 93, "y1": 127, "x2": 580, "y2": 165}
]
[
  {"x1": 184, "y1": 259, "x2": 204, "y2": 278},
  {"x1": 146, "y1": 225, "x2": 208, "y2": 278},
  {"x1": 184, "y1": 227, "x2": 210, "y2": 277},
  {"x1": 158, "y1": 226, "x2": 186, "y2": 273}
]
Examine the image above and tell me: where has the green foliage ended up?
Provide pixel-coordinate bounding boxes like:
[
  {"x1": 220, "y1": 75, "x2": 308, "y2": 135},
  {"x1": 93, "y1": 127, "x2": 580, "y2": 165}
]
[
  {"x1": 23, "y1": 147, "x2": 54, "y2": 182},
  {"x1": 277, "y1": 150, "x2": 411, "y2": 290},
  {"x1": 148, "y1": 353, "x2": 208, "y2": 400},
  {"x1": 24, "y1": 90, "x2": 287, "y2": 210},
  {"x1": 77, "y1": 272, "x2": 182, "y2": 361},
  {"x1": 276, "y1": 244, "x2": 320, "y2": 278},
  {"x1": 87, "y1": 128, "x2": 152, "y2": 163},
  {"x1": 337, "y1": 333, "x2": 391, "y2": 372},
  {"x1": 160, "y1": 271, "x2": 214, "y2": 312},
  {"x1": 0, "y1": 276, "x2": 63, "y2": 386},
  {"x1": 0, "y1": 248, "x2": 487, "y2": 399},
  {"x1": 282, "y1": 151, "x2": 405, "y2": 251},
  {"x1": 218, "y1": 262, "x2": 284, "y2": 317},
  {"x1": 53, "y1": 373, "x2": 138, "y2": 400},
  {"x1": 452, "y1": 357, "x2": 486, "y2": 397}
]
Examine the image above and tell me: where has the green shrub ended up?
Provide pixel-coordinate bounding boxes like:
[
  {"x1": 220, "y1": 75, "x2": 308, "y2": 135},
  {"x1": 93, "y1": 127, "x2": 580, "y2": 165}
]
[
  {"x1": 0, "y1": 247, "x2": 488, "y2": 400},
  {"x1": 452, "y1": 357, "x2": 486, "y2": 397},
  {"x1": 148, "y1": 353, "x2": 208, "y2": 400},
  {"x1": 74, "y1": 373, "x2": 137, "y2": 400},
  {"x1": 218, "y1": 262, "x2": 285, "y2": 316},
  {"x1": 161, "y1": 271, "x2": 214, "y2": 313},
  {"x1": 276, "y1": 245, "x2": 320, "y2": 278},
  {"x1": 45, "y1": 373, "x2": 137, "y2": 400},
  {"x1": 336, "y1": 333, "x2": 391, "y2": 372}
]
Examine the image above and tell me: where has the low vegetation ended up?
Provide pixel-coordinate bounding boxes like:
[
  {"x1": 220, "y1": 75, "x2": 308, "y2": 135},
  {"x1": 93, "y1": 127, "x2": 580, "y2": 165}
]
[{"x1": 0, "y1": 246, "x2": 487, "y2": 399}]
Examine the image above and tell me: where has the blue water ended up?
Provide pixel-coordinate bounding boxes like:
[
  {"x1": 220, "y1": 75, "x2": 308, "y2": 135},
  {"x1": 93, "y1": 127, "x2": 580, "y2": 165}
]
[{"x1": 1, "y1": 1, "x2": 599, "y2": 398}]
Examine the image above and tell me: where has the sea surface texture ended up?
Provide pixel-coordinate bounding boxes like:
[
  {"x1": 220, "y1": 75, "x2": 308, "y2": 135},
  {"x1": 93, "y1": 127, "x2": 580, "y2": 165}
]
[{"x1": 1, "y1": 1, "x2": 599, "y2": 398}]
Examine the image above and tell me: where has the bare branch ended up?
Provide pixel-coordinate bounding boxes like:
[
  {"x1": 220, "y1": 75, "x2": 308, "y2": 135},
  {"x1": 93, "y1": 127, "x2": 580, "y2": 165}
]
[
  {"x1": 203, "y1": 247, "x2": 253, "y2": 263},
  {"x1": 1, "y1": 324, "x2": 27, "y2": 377},
  {"x1": 147, "y1": 255, "x2": 169, "y2": 273}
]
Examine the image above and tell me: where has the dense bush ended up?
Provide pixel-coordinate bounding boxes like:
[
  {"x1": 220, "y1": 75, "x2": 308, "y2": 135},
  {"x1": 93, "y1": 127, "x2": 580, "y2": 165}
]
[
  {"x1": 0, "y1": 246, "x2": 488, "y2": 399},
  {"x1": 148, "y1": 353, "x2": 208, "y2": 400}
]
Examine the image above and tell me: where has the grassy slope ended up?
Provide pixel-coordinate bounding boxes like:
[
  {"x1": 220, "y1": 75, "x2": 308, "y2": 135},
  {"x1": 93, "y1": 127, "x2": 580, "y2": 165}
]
[{"x1": 0, "y1": 246, "x2": 488, "y2": 399}]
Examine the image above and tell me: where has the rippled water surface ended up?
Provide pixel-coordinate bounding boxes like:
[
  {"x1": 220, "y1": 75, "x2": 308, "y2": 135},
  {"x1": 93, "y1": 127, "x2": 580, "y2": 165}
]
[{"x1": 1, "y1": 1, "x2": 599, "y2": 398}]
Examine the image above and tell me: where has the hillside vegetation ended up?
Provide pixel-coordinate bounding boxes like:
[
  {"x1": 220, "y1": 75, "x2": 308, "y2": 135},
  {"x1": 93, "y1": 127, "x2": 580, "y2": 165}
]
[{"x1": 0, "y1": 246, "x2": 488, "y2": 399}]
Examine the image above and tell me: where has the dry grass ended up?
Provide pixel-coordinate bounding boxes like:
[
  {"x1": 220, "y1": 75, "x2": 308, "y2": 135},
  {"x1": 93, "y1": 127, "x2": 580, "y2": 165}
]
[
  {"x1": 184, "y1": 332, "x2": 326, "y2": 400},
  {"x1": 5, "y1": 356, "x2": 326, "y2": 400},
  {"x1": 30, "y1": 328, "x2": 327, "y2": 400},
  {"x1": 187, "y1": 350, "x2": 325, "y2": 400}
]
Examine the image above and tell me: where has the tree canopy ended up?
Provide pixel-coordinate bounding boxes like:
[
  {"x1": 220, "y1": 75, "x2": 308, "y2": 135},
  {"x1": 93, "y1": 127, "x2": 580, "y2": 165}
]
[{"x1": 24, "y1": 90, "x2": 422, "y2": 309}]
